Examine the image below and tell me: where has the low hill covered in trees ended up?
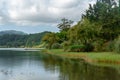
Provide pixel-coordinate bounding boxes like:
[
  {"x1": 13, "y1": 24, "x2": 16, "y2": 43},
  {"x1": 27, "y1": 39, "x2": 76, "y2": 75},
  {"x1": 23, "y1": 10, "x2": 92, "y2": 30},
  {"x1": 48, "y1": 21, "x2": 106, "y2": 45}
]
[{"x1": 0, "y1": 30, "x2": 50, "y2": 48}]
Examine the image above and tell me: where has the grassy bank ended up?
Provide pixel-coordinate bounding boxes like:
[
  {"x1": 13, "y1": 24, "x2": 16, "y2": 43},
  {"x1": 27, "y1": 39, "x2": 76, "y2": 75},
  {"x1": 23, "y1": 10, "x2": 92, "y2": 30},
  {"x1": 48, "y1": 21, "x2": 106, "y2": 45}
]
[{"x1": 42, "y1": 49, "x2": 120, "y2": 65}]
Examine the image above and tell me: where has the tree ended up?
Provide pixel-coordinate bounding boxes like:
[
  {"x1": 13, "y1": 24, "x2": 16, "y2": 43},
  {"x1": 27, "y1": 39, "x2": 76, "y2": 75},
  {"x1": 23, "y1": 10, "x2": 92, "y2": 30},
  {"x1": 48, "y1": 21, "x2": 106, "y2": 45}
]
[
  {"x1": 68, "y1": 19, "x2": 101, "y2": 45},
  {"x1": 119, "y1": 0, "x2": 120, "y2": 13},
  {"x1": 56, "y1": 32, "x2": 68, "y2": 43},
  {"x1": 42, "y1": 33, "x2": 59, "y2": 49},
  {"x1": 57, "y1": 18, "x2": 73, "y2": 31},
  {"x1": 82, "y1": 0, "x2": 120, "y2": 41},
  {"x1": 83, "y1": 0, "x2": 118, "y2": 23}
]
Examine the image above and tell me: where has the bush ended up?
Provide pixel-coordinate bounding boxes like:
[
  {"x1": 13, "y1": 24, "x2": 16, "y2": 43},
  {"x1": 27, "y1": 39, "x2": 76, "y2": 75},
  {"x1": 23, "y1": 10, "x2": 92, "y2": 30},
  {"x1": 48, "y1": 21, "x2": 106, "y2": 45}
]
[
  {"x1": 84, "y1": 43, "x2": 94, "y2": 52},
  {"x1": 93, "y1": 39, "x2": 105, "y2": 52},
  {"x1": 106, "y1": 41, "x2": 115, "y2": 52},
  {"x1": 114, "y1": 36, "x2": 120, "y2": 53},
  {"x1": 52, "y1": 43, "x2": 62, "y2": 49},
  {"x1": 69, "y1": 44, "x2": 85, "y2": 52},
  {"x1": 62, "y1": 41, "x2": 71, "y2": 51}
]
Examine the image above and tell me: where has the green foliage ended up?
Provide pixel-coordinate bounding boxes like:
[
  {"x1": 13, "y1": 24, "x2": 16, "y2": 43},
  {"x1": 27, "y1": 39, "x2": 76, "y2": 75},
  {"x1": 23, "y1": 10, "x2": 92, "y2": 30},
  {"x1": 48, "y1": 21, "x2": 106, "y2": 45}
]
[
  {"x1": 61, "y1": 41, "x2": 71, "y2": 51},
  {"x1": 83, "y1": 0, "x2": 118, "y2": 23},
  {"x1": 0, "y1": 34, "x2": 28, "y2": 47},
  {"x1": 0, "y1": 31, "x2": 49, "y2": 48},
  {"x1": 69, "y1": 45, "x2": 85, "y2": 52},
  {"x1": 114, "y1": 36, "x2": 120, "y2": 53},
  {"x1": 25, "y1": 32, "x2": 49, "y2": 47},
  {"x1": 56, "y1": 31, "x2": 68, "y2": 43},
  {"x1": 51, "y1": 43, "x2": 62, "y2": 49},
  {"x1": 92, "y1": 39, "x2": 105, "y2": 52},
  {"x1": 83, "y1": 0, "x2": 120, "y2": 41},
  {"x1": 68, "y1": 43, "x2": 94, "y2": 52},
  {"x1": 70, "y1": 45, "x2": 83, "y2": 52},
  {"x1": 106, "y1": 41, "x2": 115, "y2": 52},
  {"x1": 42, "y1": 0, "x2": 120, "y2": 52},
  {"x1": 84, "y1": 43, "x2": 94, "y2": 52},
  {"x1": 42, "y1": 32, "x2": 59, "y2": 49},
  {"x1": 65, "y1": 0, "x2": 120, "y2": 52}
]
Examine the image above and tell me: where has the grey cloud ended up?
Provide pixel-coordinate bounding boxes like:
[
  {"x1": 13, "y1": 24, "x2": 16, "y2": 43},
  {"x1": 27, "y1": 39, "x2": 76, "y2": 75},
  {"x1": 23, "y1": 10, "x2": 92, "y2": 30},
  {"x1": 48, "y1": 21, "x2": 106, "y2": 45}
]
[{"x1": 0, "y1": 0, "x2": 96, "y2": 26}]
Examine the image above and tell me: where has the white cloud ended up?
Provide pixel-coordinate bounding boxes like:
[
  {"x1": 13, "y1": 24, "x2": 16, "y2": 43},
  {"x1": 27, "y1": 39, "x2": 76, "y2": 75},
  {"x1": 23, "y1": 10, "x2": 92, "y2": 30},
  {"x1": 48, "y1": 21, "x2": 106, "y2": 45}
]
[{"x1": 0, "y1": 0, "x2": 96, "y2": 26}]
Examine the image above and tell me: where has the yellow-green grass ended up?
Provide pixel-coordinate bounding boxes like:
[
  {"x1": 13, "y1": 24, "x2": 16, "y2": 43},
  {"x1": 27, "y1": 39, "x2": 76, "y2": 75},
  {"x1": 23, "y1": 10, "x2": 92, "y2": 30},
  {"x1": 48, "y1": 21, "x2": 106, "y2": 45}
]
[{"x1": 42, "y1": 49, "x2": 120, "y2": 65}]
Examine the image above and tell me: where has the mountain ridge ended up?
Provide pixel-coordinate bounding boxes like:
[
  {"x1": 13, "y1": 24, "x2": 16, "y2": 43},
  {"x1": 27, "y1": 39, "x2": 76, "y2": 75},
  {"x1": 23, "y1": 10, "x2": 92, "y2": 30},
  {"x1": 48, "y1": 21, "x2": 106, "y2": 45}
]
[{"x1": 0, "y1": 30, "x2": 27, "y2": 36}]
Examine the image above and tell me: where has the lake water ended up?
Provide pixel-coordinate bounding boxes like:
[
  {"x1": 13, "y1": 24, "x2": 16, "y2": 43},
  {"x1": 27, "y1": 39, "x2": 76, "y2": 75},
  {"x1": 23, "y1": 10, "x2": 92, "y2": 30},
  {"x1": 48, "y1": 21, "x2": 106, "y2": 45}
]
[{"x1": 0, "y1": 49, "x2": 120, "y2": 80}]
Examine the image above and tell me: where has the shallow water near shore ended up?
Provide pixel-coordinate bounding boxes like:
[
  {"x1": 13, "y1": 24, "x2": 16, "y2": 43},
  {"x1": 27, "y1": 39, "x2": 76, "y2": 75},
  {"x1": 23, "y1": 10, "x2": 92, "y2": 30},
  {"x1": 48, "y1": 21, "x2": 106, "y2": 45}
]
[{"x1": 0, "y1": 48, "x2": 120, "y2": 80}]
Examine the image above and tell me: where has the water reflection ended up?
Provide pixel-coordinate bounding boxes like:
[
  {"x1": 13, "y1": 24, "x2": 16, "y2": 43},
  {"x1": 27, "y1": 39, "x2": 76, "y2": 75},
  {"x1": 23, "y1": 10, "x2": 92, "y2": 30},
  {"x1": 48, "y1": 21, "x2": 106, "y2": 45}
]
[
  {"x1": 40, "y1": 54, "x2": 120, "y2": 80},
  {"x1": 0, "y1": 50, "x2": 120, "y2": 80}
]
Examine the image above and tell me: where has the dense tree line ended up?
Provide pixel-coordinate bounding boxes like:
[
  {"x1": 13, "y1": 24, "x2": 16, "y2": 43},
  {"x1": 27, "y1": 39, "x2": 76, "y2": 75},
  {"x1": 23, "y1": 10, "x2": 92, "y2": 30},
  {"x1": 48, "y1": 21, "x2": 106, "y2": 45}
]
[
  {"x1": 0, "y1": 31, "x2": 50, "y2": 48},
  {"x1": 42, "y1": 0, "x2": 120, "y2": 53}
]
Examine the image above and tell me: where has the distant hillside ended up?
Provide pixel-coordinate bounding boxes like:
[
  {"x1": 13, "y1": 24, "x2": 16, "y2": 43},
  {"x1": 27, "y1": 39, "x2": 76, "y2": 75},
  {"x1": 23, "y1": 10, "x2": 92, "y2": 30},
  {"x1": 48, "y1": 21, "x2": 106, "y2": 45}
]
[
  {"x1": 0, "y1": 31, "x2": 50, "y2": 48},
  {"x1": 0, "y1": 30, "x2": 27, "y2": 36},
  {"x1": 25, "y1": 31, "x2": 51, "y2": 47}
]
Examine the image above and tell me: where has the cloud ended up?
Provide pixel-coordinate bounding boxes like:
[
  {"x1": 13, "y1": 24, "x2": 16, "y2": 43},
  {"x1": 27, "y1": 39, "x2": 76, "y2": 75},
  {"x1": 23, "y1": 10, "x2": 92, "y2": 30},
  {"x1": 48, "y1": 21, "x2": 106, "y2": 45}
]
[
  {"x1": 0, "y1": 0, "x2": 96, "y2": 26},
  {"x1": 49, "y1": 0, "x2": 81, "y2": 8}
]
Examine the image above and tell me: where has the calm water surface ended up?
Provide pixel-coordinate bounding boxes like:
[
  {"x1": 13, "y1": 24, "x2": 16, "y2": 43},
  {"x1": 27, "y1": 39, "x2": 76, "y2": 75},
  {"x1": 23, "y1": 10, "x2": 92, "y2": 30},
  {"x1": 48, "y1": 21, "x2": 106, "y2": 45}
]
[{"x1": 0, "y1": 48, "x2": 120, "y2": 80}]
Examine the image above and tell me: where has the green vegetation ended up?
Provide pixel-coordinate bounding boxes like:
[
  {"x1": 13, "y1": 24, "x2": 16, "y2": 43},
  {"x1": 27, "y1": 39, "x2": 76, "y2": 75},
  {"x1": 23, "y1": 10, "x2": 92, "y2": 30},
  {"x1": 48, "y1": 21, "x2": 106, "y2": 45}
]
[
  {"x1": 43, "y1": 49, "x2": 120, "y2": 65},
  {"x1": 41, "y1": 0, "x2": 120, "y2": 65},
  {"x1": 25, "y1": 32, "x2": 50, "y2": 47},
  {"x1": 114, "y1": 36, "x2": 120, "y2": 53},
  {"x1": 42, "y1": 0, "x2": 120, "y2": 54},
  {"x1": 0, "y1": 31, "x2": 50, "y2": 48},
  {"x1": 0, "y1": 34, "x2": 28, "y2": 47},
  {"x1": 69, "y1": 45, "x2": 86, "y2": 52}
]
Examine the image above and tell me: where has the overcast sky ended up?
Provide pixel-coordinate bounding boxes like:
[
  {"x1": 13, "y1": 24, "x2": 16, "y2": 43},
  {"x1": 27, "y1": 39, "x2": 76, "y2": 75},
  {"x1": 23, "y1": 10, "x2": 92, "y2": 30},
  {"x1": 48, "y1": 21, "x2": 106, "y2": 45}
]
[{"x1": 0, "y1": 0, "x2": 96, "y2": 33}]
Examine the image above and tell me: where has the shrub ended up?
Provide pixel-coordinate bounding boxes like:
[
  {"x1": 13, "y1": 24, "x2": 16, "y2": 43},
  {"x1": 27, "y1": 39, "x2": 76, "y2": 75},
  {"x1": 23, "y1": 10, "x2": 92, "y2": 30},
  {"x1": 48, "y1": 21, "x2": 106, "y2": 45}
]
[
  {"x1": 114, "y1": 36, "x2": 120, "y2": 53},
  {"x1": 106, "y1": 41, "x2": 115, "y2": 52},
  {"x1": 62, "y1": 41, "x2": 71, "y2": 51},
  {"x1": 84, "y1": 43, "x2": 94, "y2": 52},
  {"x1": 52, "y1": 43, "x2": 62, "y2": 49},
  {"x1": 69, "y1": 44, "x2": 85, "y2": 52},
  {"x1": 93, "y1": 39, "x2": 105, "y2": 52}
]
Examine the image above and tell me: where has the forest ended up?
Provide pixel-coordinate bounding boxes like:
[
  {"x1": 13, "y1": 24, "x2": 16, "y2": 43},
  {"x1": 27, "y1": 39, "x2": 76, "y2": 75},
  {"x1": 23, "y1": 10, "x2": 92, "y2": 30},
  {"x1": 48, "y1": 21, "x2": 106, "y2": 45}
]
[
  {"x1": 42, "y1": 0, "x2": 120, "y2": 53},
  {"x1": 0, "y1": 31, "x2": 50, "y2": 48}
]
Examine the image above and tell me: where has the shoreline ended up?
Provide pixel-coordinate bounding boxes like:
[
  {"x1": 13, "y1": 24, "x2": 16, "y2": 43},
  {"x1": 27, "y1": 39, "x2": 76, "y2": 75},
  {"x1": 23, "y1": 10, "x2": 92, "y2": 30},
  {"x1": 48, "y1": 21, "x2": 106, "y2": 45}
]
[
  {"x1": 42, "y1": 49, "x2": 120, "y2": 65},
  {"x1": 0, "y1": 48, "x2": 44, "y2": 51}
]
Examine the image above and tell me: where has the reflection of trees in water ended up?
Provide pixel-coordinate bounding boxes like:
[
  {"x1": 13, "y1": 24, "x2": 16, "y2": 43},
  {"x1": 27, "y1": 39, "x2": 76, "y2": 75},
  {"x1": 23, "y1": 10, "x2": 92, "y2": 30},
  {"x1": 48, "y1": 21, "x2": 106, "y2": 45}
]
[{"x1": 41, "y1": 54, "x2": 120, "y2": 80}]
